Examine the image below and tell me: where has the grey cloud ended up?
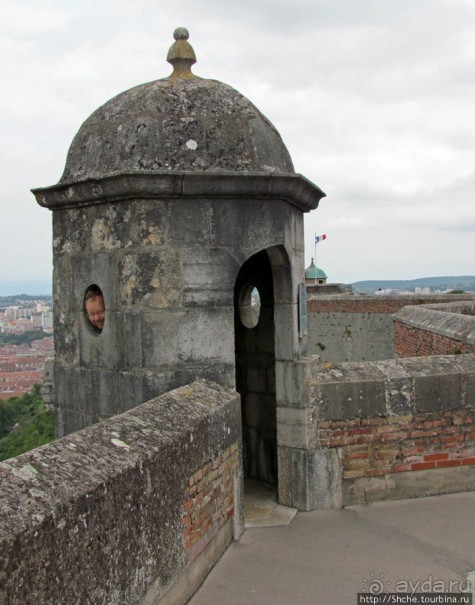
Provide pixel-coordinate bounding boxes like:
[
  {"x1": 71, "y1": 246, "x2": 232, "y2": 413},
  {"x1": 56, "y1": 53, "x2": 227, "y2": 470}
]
[{"x1": 1, "y1": 0, "x2": 474, "y2": 283}]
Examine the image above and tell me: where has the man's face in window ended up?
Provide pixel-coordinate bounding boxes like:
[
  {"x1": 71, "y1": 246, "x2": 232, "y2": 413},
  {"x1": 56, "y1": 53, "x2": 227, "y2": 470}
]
[{"x1": 85, "y1": 295, "x2": 105, "y2": 331}]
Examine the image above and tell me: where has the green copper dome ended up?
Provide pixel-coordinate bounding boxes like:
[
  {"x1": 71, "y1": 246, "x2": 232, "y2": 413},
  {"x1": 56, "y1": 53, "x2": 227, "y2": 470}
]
[{"x1": 305, "y1": 259, "x2": 327, "y2": 280}]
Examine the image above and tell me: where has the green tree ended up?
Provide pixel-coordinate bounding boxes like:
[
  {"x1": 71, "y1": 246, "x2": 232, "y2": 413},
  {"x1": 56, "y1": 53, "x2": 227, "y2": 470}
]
[
  {"x1": 0, "y1": 385, "x2": 55, "y2": 461},
  {"x1": 0, "y1": 330, "x2": 50, "y2": 346}
]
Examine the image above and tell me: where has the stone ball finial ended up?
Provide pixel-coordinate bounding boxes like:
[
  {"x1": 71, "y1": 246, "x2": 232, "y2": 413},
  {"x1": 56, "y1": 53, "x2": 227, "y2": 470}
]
[
  {"x1": 167, "y1": 27, "x2": 197, "y2": 79},
  {"x1": 173, "y1": 27, "x2": 189, "y2": 40}
]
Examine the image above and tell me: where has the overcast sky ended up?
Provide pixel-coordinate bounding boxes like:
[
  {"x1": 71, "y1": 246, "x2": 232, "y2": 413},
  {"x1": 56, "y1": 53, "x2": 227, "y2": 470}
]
[{"x1": 1, "y1": 0, "x2": 474, "y2": 292}]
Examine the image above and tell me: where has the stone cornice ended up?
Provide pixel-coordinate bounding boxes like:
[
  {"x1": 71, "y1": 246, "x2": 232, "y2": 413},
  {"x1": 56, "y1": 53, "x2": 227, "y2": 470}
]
[{"x1": 32, "y1": 171, "x2": 325, "y2": 212}]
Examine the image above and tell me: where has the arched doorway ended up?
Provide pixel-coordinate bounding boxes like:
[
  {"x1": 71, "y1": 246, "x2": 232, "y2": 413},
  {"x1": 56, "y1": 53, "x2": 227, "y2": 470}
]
[{"x1": 234, "y1": 249, "x2": 277, "y2": 487}]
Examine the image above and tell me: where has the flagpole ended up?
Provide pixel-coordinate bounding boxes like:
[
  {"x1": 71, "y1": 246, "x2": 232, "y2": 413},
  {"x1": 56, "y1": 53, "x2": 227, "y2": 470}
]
[
  {"x1": 314, "y1": 233, "x2": 317, "y2": 285},
  {"x1": 314, "y1": 233, "x2": 327, "y2": 286}
]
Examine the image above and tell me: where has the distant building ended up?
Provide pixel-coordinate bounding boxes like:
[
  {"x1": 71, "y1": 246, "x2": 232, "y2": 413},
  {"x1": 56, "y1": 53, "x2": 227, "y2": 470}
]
[
  {"x1": 304, "y1": 258, "x2": 349, "y2": 294},
  {"x1": 305, "y1": 258, "x2": 327, "y2": 285},
  {"x1": 0, "y1": 336, "x2": 54, "y2": 399},
  {"x1": 42, "y1": 311, "x2": 53, "y2": 332},
  {"x1": 5, "y1": 307, "x2": 32, "y2": 319},
  {"x1": 415, "y1": 287, "x2": 431, "y2": 295}
]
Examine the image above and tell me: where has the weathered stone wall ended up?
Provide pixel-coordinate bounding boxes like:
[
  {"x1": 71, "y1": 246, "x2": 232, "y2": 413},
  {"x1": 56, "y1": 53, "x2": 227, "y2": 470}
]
[
  {"x1": 306, "y1": 294, "x2": 474, "y2": 363},
  {"x1": 51, "y1": 194, "x2": 306, "y2": 437},
  {"x1": 276, "y1": 354, "x2": 475, "y2": 510},
  {"x1": 394, "y1": 301, "x2": 475, "y2": 357},
  {"x1": 0, "y1": 380, "x2": 243, "y2": 605},
  {"x1": 307, "y1": 310, "x2": 394, "y2": 362}
]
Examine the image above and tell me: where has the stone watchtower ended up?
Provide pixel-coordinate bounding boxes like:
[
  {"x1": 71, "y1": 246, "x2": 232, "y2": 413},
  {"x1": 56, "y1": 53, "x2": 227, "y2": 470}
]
[{"x1": 33, "y1": 29, "x2": 325, "y2": 503}]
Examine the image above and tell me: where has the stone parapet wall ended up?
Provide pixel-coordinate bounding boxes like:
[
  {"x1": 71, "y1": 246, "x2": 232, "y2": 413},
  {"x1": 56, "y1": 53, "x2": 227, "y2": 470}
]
[
  {"x1": 0, "y1": 380, "x2": 243, "y2": 605},
  {"x1": 276, "y1": 354, "x2": 475, "y2": 510},
  {"x1": 422, "y1": 300, "x2": 475, "y2": 315},
  {"x1": 307, "y1": 294, "x2": 473, "y2": 314},
  {"x1": 394, "y1": 303, "x2": 475, "y2": 357},
  {"x1": 306, "y1": 294, "x2": 474, "y2": 363}
]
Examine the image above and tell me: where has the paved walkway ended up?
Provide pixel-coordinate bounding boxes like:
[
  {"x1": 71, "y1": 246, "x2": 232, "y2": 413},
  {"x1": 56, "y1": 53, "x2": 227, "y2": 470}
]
[{"x1": 190, "y1": 490, "x2": 475, "y2": 605}]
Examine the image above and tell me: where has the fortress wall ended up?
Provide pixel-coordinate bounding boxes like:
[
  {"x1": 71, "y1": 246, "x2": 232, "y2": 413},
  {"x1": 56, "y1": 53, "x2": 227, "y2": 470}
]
[
  {"x1": 306, "y1": 294, "x2": 474, "y2": 363},
  {"x1": 307, "y1": 311, "x2": 394, "y2": 362},
  {"x1": 394, "y1": 302, "x2": 475, "y2": 357},
  {"x1": 277, "y1": 354, "x2": 475, "y2": 510},
  {"x1": 0, "y1": 380, "x2": 243, "y2": 605}
]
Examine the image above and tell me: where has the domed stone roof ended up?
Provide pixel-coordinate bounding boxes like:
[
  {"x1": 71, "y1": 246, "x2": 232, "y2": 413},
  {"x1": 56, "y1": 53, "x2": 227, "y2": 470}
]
[{"x1": 60, "y1": 28, "x2": 294, "y2": 184}]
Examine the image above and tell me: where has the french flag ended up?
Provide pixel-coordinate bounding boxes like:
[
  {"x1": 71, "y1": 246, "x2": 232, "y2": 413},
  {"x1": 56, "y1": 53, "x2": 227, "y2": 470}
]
[{"x1": 315, "y1": 234, "x2": 327, "y2": 244}]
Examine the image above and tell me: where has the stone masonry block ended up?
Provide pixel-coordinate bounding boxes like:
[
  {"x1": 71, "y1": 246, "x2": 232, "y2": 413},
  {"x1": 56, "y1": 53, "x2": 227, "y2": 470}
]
[
  {"x1": 343, "y1": 466, "x2": 475, "y2": 506},
  {"x1": 182, "y1": 247, "x2": 238, "y2": 307},
  {"x1": 53, "y1": 365, "x2": 83, "y2": 413},
  {"x1": 95, "y1": 369, "x2": 120, "y2": 419},
  {"x1": 52, "y1": 254, "x2": 73, "y2": 312},
  {"x1": 210, "y1": 199, "x2": 287, "y2": 256},
  {"x1": 91, "y1": 200, "x2": 168, "y2": 250},
  {"x1": 122, "y1": 311, "x2": 143, "y2": 369},
  {"x1": 90, "y1": 204, "x2": 124, "y2": 251},
  {"x1": 166, "y1": 198, "x2": 213, "y2": 247},
  {"x1": 275, "y1": 358, "x2": 315, "y2": 409},
  {"x1": 53, "y1": 310, "x2": 79, "y2": 365},
  {"x1": 278, "y1": 446, "x2": 342, "y2": 511},
  {"x1": 276, "y1": 406, "x2": 318, "y2": 449},
  {"x1": 141, "y1": 308, "x2": 234, "y2": 368},
  {"x1": 309, "y1": 361, "x2": 386, "y2": 420},
  {"x1": 119, "y1": 249, "x2": 182, "y2": 308},
  {"x1": 399, "y1": 356, "x2": 463, "y2": 412},
  {"x1": 452, "y1": 354, "x2": 475, "y2": 406},
  {"x1": 53, "y1": 207, "x2": 91, "y2": 256},
  {"x1": 373, "y1": 359, "x2": 414, "y2": 415},
  {"x1": 118, "y1": 371, "x2": 145, "y2": 413},
  {"x1": 274, "y1": 303, "x2": 299, "y2": 361}
]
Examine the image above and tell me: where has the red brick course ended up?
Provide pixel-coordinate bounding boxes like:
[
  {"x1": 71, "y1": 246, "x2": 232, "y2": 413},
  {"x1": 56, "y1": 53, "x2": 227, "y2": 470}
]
[
  {"x1": 182, "y1": 442, "x2": 239, "y2": 561},
  {"x1": 319, "y1": 410, "x2": 475, "y2": 479},
  {"x1": 394, "y1": 322, "x2": 474, "y2": 357}
]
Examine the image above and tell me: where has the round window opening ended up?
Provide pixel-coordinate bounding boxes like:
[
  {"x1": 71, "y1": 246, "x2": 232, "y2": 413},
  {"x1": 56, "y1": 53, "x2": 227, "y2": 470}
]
[
  {"x1": 83, "y1": 284, "x2": 106, "y2": 335},
  {"x1": 239, "y1": 284, "x2": 261, "y2": 329}
]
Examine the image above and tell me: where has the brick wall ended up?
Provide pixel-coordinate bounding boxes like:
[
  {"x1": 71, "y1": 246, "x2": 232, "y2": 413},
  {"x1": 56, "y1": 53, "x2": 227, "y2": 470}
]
[
  {"x1": 393, "y1": 302, "x2": 475, "y2": 357},
  {"x1": 183, "y1": 442, "x2": 239, "y2": 562},
  {"x1": 319, "y1": 410, "x2": 475, "y2": 481},
  {"x1": 394, "y1": 323, "x2": 474, "y2": 357}
]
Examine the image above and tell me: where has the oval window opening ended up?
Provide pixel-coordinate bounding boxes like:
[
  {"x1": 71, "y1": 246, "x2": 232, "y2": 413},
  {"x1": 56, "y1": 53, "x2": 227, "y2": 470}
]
[
  {"x1": 239, "y1": 284, "x2": 261, "y2": 329},
  {"x1": 83, "y1": 284, "x2": 106, "y2": 335}
]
